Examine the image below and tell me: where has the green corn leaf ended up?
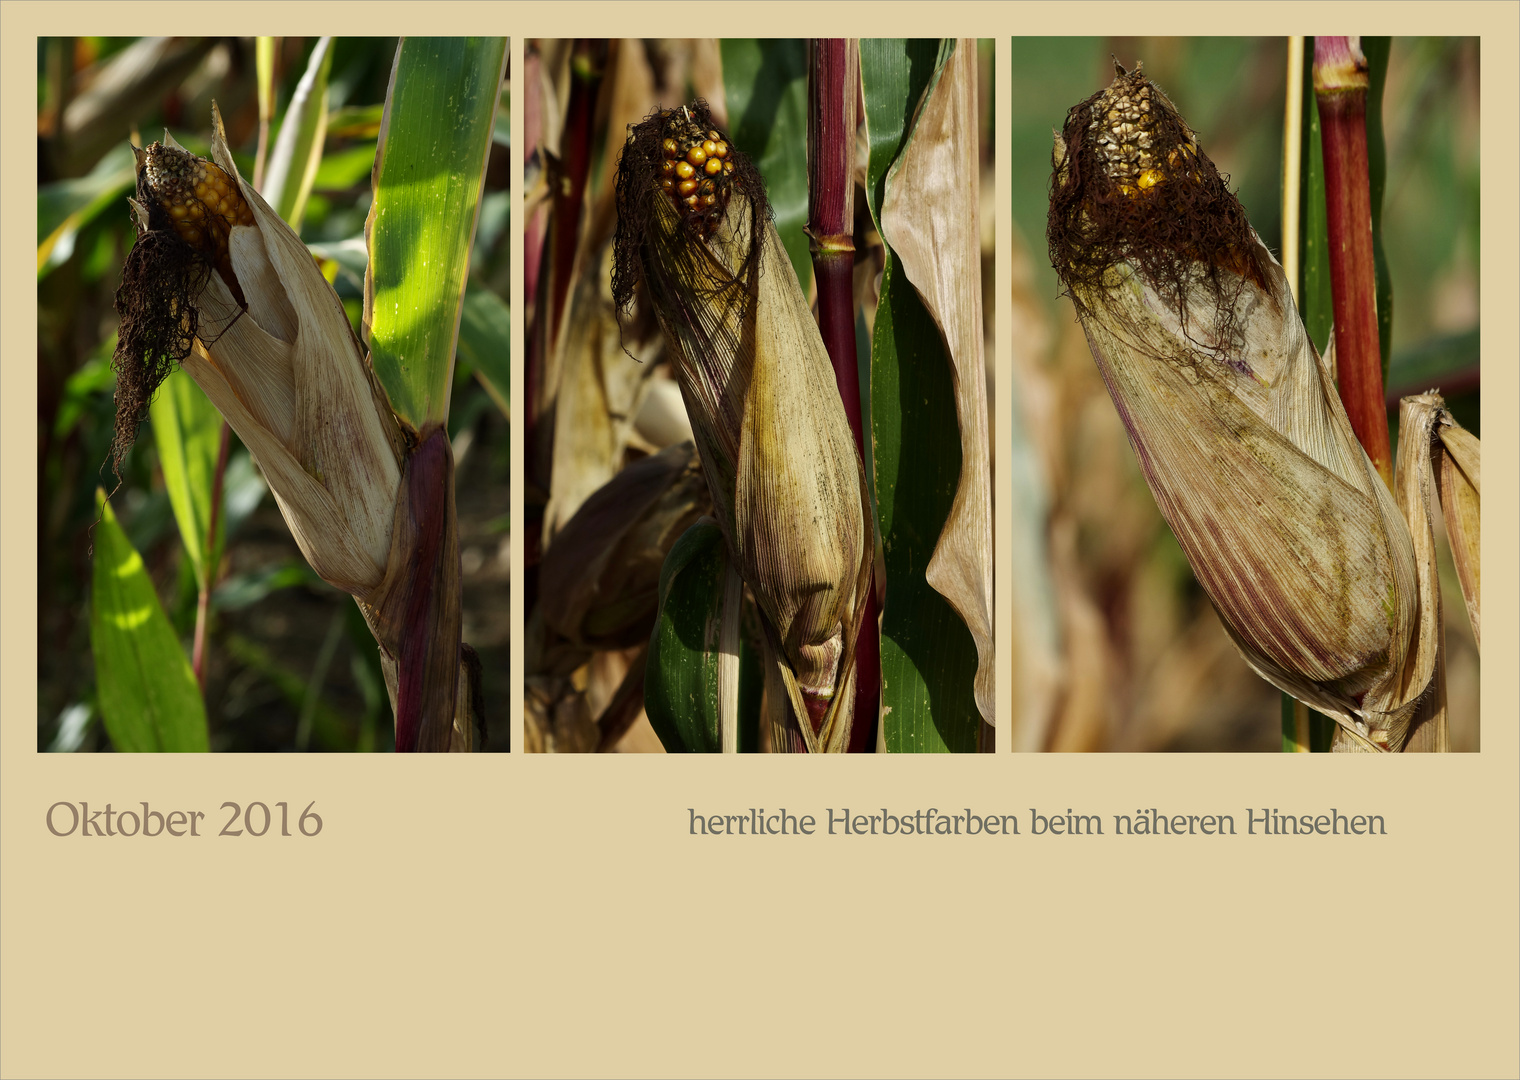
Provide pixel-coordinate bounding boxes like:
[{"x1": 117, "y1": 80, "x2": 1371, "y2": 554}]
[
  {"x1": 366, "y1": 36, "x2": 507, "y2": 431},
  {"x1": 720, "y1": 38, "x2": 812, "y2": 295},
  {"x1": 90, "y1": 491, "x2": 209, "y2": 752},
  {"x1": 1364, "y1": 36, "x2": 1393, "y2": 385},
  {"x1": 861, "y1": 39, "x2": 982, "y2": 753},
  {"x1": 644, "y1": 521, "x2": 727, "y2": 753},
  {"x1": 149, "y1": 369, "x2": 225, "y2": 590},
  {"x1": 1297, "y1": 37, "x2": 1333, "y2": 356},
  {"x1": 263, "y1": 36, "x2": 335, "y2": 230},
  {"x1": 457, "y1": 282, "x2": 511, "y2": 418},
  {"x1": 1291, "y1": 38, "x2": 1339, "y2": 754},
  {"x1": 869, "y1": 262, "x2": 981, "y2": 753},
  {"x1": 37, "y1": 142, "x2": 136, "y2": 277}
]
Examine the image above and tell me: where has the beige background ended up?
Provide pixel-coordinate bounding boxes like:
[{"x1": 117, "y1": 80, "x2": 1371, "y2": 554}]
[{"x1": 4, "y1": 4, "x2": 1516, "y2": 1077}]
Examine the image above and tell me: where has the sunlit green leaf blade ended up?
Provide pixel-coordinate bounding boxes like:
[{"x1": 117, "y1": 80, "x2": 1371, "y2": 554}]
[
  {"x1": 367, "y1": 36, "x2": 507, "y2": 430},
  {"x1": 721, "y1": 39, "x2": 812, "y2": 295},
  {"x1": 149, "y1": 369, "x2": 224, "y2": 589},
  {"x1": 644, "y1": 521, "x2": 726, "y2": 753},
  {"x1": 263, "y1": 36, "x2": 334, "y2": 230},
  {"x1": 91, "y1": 492, "x2": 209, "y2": 752}
]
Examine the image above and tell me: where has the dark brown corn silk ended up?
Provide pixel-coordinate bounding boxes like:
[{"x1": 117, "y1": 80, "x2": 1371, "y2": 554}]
[
  {"x1": 110, "y1": 142, "x2": 250, "y2": 475},
  {"x1": 612, "y1": 100, "x2": 768, "y2": 327},
  {"x1": 613, "y1": 100, "x2": 772, "y2": 505},
  {"x1": 1047, "y1": 62, "x2": 1273, "y2": 368}
]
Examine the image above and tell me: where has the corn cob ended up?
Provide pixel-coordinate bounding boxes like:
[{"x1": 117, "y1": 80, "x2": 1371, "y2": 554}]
[
  {"x1": 655, "y1": 108, "x2": 737, "y2": 236},
  {"x1": 614, "y1": 101, "x2": 873, "y2": 751},
  {"x1": 110, "y1": 106, "x2": 477, "y2": 752},
  {"x1": 135, "y1": 136, "x2": 255, "y2": 307},
  {"x1": 1048, "y1": 63, "x2": 1438, "y2": 751},
  {"x1": 1050, "y1": 61, "x2": 1271, "y2": 351}
]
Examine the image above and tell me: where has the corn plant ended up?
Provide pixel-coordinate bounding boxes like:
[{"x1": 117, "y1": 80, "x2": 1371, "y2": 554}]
[
  {"x1": 524, "y1": 38, "x2": 993, "y2": 752},
  {"x1": 1009, "y1": 37, "x2": 1479, "y2": 751},
  {"x1": 41, "y1": 37, "x2": 510, "y2": 752}
]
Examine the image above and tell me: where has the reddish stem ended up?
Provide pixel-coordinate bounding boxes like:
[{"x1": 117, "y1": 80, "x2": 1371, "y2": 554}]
[
  {"x1": 548, "y1": 41, "x2": 605, "y2": 352},
  {"x1": 394, "y1": 427, "x2": 461, "y2": 752},
  {"x1": 191, "y1": 422, "x2": 231, "y2": 691},
  {"x1": 1315, "y1": 37, "x2": 1392, "y2": 487},
  {"x1": 808, "y1": 39, "x2": 879, "y2": 749}
]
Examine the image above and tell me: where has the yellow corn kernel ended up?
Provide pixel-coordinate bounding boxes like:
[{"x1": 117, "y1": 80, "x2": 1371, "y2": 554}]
[{"x1": 143, "y1": 143, "x2": 255, "y2": 286}]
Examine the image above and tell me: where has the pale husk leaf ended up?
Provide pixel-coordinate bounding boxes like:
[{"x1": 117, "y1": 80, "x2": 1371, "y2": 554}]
[
  {"x1": 174, "y1": 108, "x2": 401, "y2": 599},
  {"x1": 543, "y1": 244, "x2": 659, "y2": 546},
  {"x1": 636, "y1": 161, "x2": 871, "y2": 753},
  {"x1": 1069, "y1": 245, "x2": 1427, "y2": 750},
  {"x1": 1436, "y1": 419, "x2": 1481, "y2": 651}
]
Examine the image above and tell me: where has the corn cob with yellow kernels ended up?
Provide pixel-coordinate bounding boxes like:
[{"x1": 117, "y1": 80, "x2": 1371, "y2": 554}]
[
  {"x1": 134, "y1": 136, "x2": 255, "y2": 307},
  {"x1": 654, "y1": 108, "x2": 737, "y2": 237},
  {"x1": 614, "y1": 101, "x2": 872, "y2": 751},
  {"x1": 1048, "y1": 62, "x2": 1440, "y2": 751}
]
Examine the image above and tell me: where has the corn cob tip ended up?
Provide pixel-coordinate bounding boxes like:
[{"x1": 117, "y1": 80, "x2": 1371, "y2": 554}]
[
  {"x1": 654, "y1": 106, "x2": 738, "y2": 236},
  {"x1": 612, "y1": 99, "x2": 768, "y2": 318},
  {"x1": 1047, "y1": 62, "x2": 1271, "y2": 346},
  {"x1": 110, "y1": 135, "x2": 253, "y2": 476}
]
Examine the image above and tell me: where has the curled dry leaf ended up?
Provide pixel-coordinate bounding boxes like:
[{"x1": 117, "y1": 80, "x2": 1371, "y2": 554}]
[
  {"x1": 1435, "y1": 411, "x2": 1481, "y2": 652},
  {"x1": 880, "y1": 38, "x2": 995, "y2": 728},
  {"x1": 540, "y1": 440, "x2": 711, "y2": 650}
]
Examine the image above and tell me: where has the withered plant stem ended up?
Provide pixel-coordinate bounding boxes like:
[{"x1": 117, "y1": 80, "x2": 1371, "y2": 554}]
[
  {"x1": 808, "y1": 38, "x2": 878, "y2": 750},
  {"x1": 191, "y1": 420, "x2": 232, "y2": 691},
  {"x1": 1315, "y1": 37, "x2": 1392, "y2": 488}
]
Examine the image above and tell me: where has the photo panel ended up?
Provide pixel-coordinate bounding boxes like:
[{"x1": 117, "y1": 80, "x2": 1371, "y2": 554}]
[
  {"x1": 1008, "y1": 37, "x2": 1480, "y2": 753},
  {"x1": 36, "y1": 37, "x2": 512, "y2": 753},
  {"x1": 524, "y1": 38, "x2": 995, "y2": 753}
]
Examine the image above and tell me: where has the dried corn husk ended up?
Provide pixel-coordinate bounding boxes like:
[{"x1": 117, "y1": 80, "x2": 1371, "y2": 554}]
[
  {"x1": 540, "y1": 441, "x2": 711, "y2": 650},
  {"x1": 113, "y1": 106, "x2": 467, "y2": 751},
  {"x1": 1434, "y1": 408, "x2": 1481, "y2": 652},
  {"x1": 614, "y1": 103, "x2": 873, "y2": 752},
  {"x1": 1048, "y1": 65, "x2": 1439, "y2": 752}
]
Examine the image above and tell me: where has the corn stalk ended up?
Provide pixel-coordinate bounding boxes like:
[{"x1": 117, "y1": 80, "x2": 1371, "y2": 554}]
[{"x1": 808, "y1": 38, "x2": 880, "y2": 750}]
